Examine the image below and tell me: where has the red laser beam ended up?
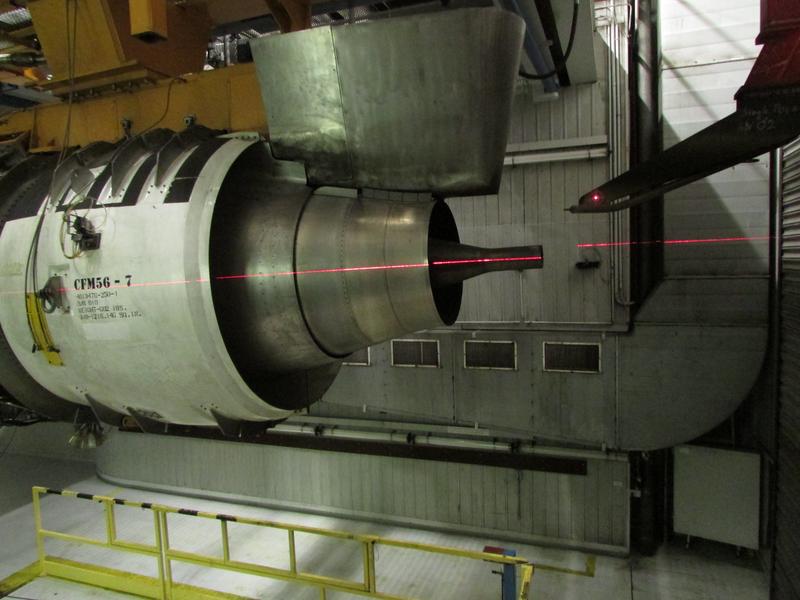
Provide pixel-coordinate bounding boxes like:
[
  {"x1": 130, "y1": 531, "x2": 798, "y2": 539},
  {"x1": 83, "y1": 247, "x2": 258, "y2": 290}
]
[
  {"x1": 429, "y1": 256, "x2": 543, "y2": 266},
  {"x1": 0, "y1": 237, "x2": 769, "y2": 295},
  {"x1": 576, "y1": 235, "x2": 771, "y2": 248},
  {"x1": 216, "y1": 256, "x2": 543, "y2": 281},
  {"x1": 0, "y1": 256, "x2": 544, "y2": 297},
  {"x1": 215, "y1": 262, "x2": 428, "y2": 281}
]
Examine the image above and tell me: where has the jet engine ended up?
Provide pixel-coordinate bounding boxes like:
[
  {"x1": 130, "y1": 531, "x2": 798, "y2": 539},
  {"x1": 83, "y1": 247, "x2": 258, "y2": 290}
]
[
  {"x1": 0, "y1": 7, "x2": 540, "y2": 431},
  {"x1": 0, "y1": 134, "x2": 542, "y2": 428}
]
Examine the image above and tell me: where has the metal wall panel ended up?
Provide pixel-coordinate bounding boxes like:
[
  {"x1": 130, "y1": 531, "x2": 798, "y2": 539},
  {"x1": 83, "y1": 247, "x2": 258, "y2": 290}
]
[
  {"x1": 774, "y1": 138, "x2": 800, "y2": 600},
  {"x1": 322, "y1": 307, "x2": 764, "y2": 451},
  {"x1": 319, "y1": 331, "x2": 616, "y2": 446},
  {"x1": 661, "y1": 0, "x2": 769, "y2": 276},
  {"x1": 315, "y1": 334, "x2": 457, "y2": 424},
  {"x1": 97, "y1": 431, "x2": 630, "y2": 553}
]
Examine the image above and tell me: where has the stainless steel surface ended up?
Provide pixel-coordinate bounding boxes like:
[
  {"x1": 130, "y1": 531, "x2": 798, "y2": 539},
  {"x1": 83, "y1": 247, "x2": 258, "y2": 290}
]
[
  {"x1": 250, "y1": 8, "x2": 524, "y2": 195},
  {"x1": 303, "y1": 5, "x2": 769, "y2": 451},
  {"x1": 208, "y1": 144, "x2": 328, "y2": 375},
  {"x1": 208, "y1": 151, "x2": 344, "y2": 410},
  {"x1": 428, "y1": 240, "x2": 543, "y2": 288},
  {"x1": 294, "y1": 196, "x2": 454, "y2": 357}
]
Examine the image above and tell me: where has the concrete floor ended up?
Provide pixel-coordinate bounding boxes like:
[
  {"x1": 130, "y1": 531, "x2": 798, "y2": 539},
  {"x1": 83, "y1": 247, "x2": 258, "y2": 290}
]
[{"x1": 0, "y1": 449, "x2": 769, "y2": 600}]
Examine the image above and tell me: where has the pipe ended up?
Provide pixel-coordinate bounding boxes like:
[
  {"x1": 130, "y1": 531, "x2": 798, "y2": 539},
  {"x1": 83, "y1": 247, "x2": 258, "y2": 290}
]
[
  {"x1": 765, "y1": 148, "x2": 782, "y2": 553},
  {"x1": 500, "y1": 0, "x2": 560, "y2": 92},
  {"x1": 428, "y1": 240, "x2": 543, "y2": 288}
]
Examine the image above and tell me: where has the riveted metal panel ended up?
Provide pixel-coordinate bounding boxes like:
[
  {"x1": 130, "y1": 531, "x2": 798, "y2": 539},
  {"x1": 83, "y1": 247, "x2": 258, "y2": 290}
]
[{"x1": 775, "y1": 137, "x2": 800, "y2": 600}]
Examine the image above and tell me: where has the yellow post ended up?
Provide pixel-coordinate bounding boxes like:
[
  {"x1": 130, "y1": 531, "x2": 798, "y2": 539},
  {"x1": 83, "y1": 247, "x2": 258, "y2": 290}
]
[
  {"x1": 518, "y1": 564, "x2": 534, "y2": 600},
  {"x1": 152, "y1": 511, "x2": 168, "y2": 600},
  {"x1": 158, "y1": 511, "x2": 173, "y2": 599},
  {"x1": 220, "y1": 520, "x2": 230, "y2": 563},
  {"x1": 103, "y1": 499, "x2": 117, "y2": 544},
  {"x1": 365, "y1": 540, "x2": 377, "y2": 592},
  {"x1": 31, "y1": 488, "x2": 46, "y2": 571},
  {"x1": 288, "y1": 530, "x2": 297, "y2": 574}
]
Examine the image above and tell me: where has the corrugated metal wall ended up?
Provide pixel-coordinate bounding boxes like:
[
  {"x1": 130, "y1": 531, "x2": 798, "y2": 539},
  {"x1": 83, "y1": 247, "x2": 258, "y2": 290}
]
[
  {"x1": 97, "y1": 431, "x2": 630, "y2": 553},
  {"x1": 661, "y1": 0, "x2": 769, "y2": 276},
  {"x1": 774, "y1": 139, "x2": 800, "y2": 600},
  {"x1": 451, "y1": 36, "x2": 617, "y2": 326}
]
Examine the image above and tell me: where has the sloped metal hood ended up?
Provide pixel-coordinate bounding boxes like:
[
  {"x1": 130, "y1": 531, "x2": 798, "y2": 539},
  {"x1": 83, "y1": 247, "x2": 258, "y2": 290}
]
[{"x1": 250, "y1": 7, "x2": 524, "y2": 196}]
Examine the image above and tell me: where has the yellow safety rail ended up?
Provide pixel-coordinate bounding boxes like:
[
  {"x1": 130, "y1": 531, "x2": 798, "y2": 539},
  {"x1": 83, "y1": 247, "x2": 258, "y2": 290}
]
[
  {"x1": 518, "y1": 564, "x2": 534, "y2": 600},
  {"x1": 25, "y1": 293, "x2": 63, "y2": 366},
  {"x1": 31, "y1": 486, "x2": 536, "y2": 600}
]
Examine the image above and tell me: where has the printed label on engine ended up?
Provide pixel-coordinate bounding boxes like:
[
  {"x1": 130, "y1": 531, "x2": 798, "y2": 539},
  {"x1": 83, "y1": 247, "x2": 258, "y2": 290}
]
[{"x1": 71, "y1": 274, "x2": 144, "y2": 322}]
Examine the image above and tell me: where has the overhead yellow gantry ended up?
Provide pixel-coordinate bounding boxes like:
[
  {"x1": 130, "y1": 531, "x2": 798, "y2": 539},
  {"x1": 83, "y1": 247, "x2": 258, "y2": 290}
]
[{"x1": 0, "y1": 0, "x2": 319, "y2": 151}]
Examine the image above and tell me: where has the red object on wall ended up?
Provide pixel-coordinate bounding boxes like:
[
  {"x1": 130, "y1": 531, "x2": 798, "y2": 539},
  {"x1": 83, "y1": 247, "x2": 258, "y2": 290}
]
[
  {"x1": 761, "y1": 0, "x2": 800, "y2": 40},
  {"x1": 742, "y1": 28, "x2": 800, "y2": 91},
  {"x1": 738, "y1": 0, "x2": 800, "y2": 94}
]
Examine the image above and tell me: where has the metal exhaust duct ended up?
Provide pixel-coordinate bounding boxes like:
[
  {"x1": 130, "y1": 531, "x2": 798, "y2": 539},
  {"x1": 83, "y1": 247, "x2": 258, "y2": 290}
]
[{"x1": 250, "y1": 7, "x2": 525, "y2": 195}]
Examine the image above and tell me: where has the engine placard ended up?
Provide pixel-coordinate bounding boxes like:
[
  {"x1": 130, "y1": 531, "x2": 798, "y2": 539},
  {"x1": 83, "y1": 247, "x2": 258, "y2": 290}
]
[
  {"x1": 72, "y1": 275, "x2": 143, "y2": 323},
  {"x1": 74, "y1": 289, "x2": 144, "y2": 322}
]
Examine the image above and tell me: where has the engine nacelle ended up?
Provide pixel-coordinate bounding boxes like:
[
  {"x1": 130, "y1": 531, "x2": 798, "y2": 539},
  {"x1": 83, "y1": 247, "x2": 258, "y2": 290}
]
[{"x1": 0, "y1": 135, "x2": 542, "y2": 428}]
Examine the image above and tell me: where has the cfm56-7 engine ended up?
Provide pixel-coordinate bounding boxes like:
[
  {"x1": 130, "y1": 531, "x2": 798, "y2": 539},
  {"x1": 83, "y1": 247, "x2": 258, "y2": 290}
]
[{"x1": 0, "y1": 8, "x2": 541, "y2": 432}]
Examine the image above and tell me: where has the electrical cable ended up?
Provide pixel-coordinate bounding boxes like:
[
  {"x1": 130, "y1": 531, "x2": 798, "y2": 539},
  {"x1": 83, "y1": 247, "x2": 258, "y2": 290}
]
[
  {"x1": 139, "y1": 77, "x2": 182, "y2": 135},
  {"x1": 23, "y1": 0, "x2": 78, "y2": 350},
  {"x1": 59, "y1": 175, "x2": 98, "y2": 260},
  {"x1": 519, "y1": 0, "x2": 581, "y2": 81}
]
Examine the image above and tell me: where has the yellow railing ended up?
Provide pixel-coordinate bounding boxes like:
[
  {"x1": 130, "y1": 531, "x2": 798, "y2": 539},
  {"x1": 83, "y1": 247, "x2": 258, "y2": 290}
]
[
  {"x1": 518, "y1": 564, "x2": 534, "y2": 600},
  {"x1": 31, "y1": 486, "x2": 536, "y2": 600}
]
